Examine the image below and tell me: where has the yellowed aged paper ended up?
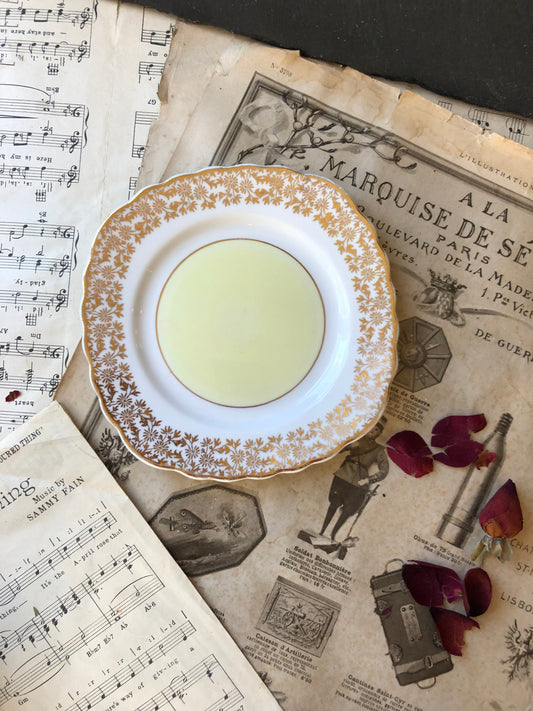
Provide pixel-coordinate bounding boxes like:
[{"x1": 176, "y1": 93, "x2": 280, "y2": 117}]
[
  {"x1": 0, "y1": 401, "x2": 280, "y2": 710},
  {"x1": 139, "y1": 23, "x2": 237, "y2": 189},
  {"x1": 0, "y1": 0, "x2": 175, "y2": 437},
  {"x1": 67, "y1": 21, "x2": 533, "y2": 711}
]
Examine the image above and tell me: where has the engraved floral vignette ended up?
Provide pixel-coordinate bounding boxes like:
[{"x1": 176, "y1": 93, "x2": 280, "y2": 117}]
[{"x1": 83, "y1": 166, "x2": 396, "y2": 478}]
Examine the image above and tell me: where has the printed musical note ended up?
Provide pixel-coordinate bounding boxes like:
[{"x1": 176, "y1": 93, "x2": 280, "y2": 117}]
[
  {"x1": 133, "y1": 655, "x2": 244, "y2": 711},
  {"x1": 0, "y1": 288, "x2": 68, "y2": 309},
  {"x1": 24, "y1": 364, "x2": 33, "y2": 389},
  {"x1": 0, "y1": 545, "x2": 151, "y2": 659},
  {"x1": 0, "y1": 7, "x2": 93, "y2": 28},
  {"x1": 132, "y1": 111, "x2": 157, "y2": 161},
  {"x1": 0, "y1": 128, "x2": 83, "y2": 153},
  {"x1": 138, "y1": 61, "x2": 164, "y2": 80},
  {"x1": 0, "y1": 222, "x2": 74, "y2": 241},
  {"x1": 140, "y1": 20, "x2": 173, "y2": 47},
  {"x1": 0, "y1": 38, "x2": 87, "y2": 59},
  {"x1": 129, "y1": 176, "x2": 138, "y2": 198},
  {"x1": 62, "y1": 619, "x2": 197, "y2": 711},
  {"x1": 506, "y1": 116, "x2": 527, "y2": 144},
  {"x1": 0, "y1": 573, "x2": 163, "y2": 701},
  {"x1": 0, "y1": 514, "x2": 117, "y2": 607}
]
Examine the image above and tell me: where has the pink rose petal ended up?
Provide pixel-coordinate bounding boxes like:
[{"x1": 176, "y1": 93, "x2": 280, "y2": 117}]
[
  {"x1": 386, "y1": 431, "x2": 433, "y2": 478},
  {"x1": 430, "y1": 607, "x2": 479, "y2": 656},
  {"x1": 431, "y1": 414, "x2": 487, "y2": 468},
  {"x1": 402, "y1": 561, "x2": 463, "y2": 607},
  {"x1": 479, "y1": 479, "x2": 523, "y2": 539},
  {"x1": 464, "y1": 568, "x2": 492, "y2": 617}
]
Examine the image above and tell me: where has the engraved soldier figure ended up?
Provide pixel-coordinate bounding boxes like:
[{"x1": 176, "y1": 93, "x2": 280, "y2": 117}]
[{"x1": 319, "y1": 419, "x2": 388, "y2": 541}]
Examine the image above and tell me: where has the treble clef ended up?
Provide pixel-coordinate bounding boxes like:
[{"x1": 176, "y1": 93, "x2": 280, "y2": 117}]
[
  {"x1": 66, "y1": 166, "x2": 78, "y2": 188},
  {"x1": 77, "y1": 40, "x2": 88, "y2": 62},
  {"x1": 79, "y1": 7, "x2": 91, "y2": 29},
  {"x1": 58, "y1": 254, "x2": 70, "y2": 277},
  {"x1": 68, "y1": 131, "x2": 80, "y2": 153},
  {"x1": 48, "y1": 374, "x2": 60, "y2": 398},
  {"x1": 55, "y1": 288, "x2": 67, "y2": 311}
]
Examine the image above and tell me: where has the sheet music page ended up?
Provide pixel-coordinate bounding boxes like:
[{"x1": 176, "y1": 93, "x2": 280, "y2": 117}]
[
  {"x1": 384, "y1": 81, "x2": 533, "y2": 151},
  {"x1": 0, "y1": 0, "x2": 175, "y2": 438},
  {"x1": 0, "y1": 401, "x2": 280, "y2": 710},
  {"x1": 65, "y1": 21, "x2": 533, "y2": 711}
]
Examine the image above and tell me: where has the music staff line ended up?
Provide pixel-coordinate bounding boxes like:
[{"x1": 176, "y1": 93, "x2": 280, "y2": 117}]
[
  {"x1": 0, "y1": 366, "x2": 60, "y2": 397},
  {"x1": 0, "y1": 575, "x2": 163, "y2": 703},
  {"x1": 0, "y1": 129, "x2": 82, "y2": 153},
  {"x1": 0, "y1": 97, "x2": 85, "y2": 119},
  {"x1": 132, "y1": 143, "x2": 145, "y2": 159},
  {"x1": 0, "y1": 411, "x2": 32, "y2": 428},
  {"x1": 134, "y1": 111, "x2": 158, "y2": 126},
  {"x1": 140, "y1": 27, "x2": 172, "y2": 47},
  {"x1": 439, "y1": 101, "x2": 530, "y2": 146},
  {"x1": 0, "y1": 6, "x2": 93, "y2": 29},
  {"x1": 0, "y1": 513, "x2": 116, "y2": 607},
  {"x1": 0, "y1": 37, "x2": 89, "y2": 62},
  {"x1": 0, "y1": 222, "x2": 77, "y2": 241},
  {"x1": 0, "y1": 287, "x2": 68, "y2": 310},
  {"x1": 0, "y1": 544, "x2": 142, "y2": 663},
  {"x1": 0, "y1": 163, "x2": 79, "y2": 186},
  {"x1": 0, "y1": 251, "x2": 71, "y2": 276},
  {"x1": 138, "y1": 61, "x2": 164, "y2": 79},
  {"x1": 0, "y1": 338, "x2": 67, "y2": 361},
  {"x1": 134, "y1": 655, "x2": 243, "y2": 711},
  {"x1": 64, "y1": 619, "x2": 197, "y2": 711}
]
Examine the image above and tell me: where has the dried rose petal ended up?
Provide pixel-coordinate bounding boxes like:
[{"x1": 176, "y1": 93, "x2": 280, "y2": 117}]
[
  {"x1": 430, "y1": 607, "x2": 479, "y2": 656},
  {"x1": 479, "y1": 479, "x2": 523, "y2": 539},
  {"x1": 402, "y1": 561, "x2": 463, "y2": 606},
  {"x1": 431, "y1": 414, "x2": 487, "y2": 446},
  {"x1": 433, "y1": 440, "x2": 485, "y2": 468},
  {"x1": 431, "y1": 414, "x2": 487, "y2": 467},
  {"x1": 475, "y1": 449, "x2": 498, "y2": 470},
  {"x1": 5, "y1": 390, "x2": 21, "y2": 403},
  {"x1": 464, "y1": 568, "x2": 492, "y2": 617},
  {"x1": 385, "y1": 431, "x2": 433, "y2": 477}
]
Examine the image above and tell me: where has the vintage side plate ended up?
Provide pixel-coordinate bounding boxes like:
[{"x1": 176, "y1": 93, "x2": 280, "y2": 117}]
[{"x1": 82, "y1": 165, "x2": 397, "y2": 479}]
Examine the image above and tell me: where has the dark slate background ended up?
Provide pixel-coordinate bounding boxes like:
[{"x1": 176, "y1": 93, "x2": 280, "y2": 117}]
[{"x1": 132, "y1": 0, "x2": 533, "y2": 119}]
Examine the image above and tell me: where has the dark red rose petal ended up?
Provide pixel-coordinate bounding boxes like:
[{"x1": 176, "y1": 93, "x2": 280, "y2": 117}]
[
  {"x1": 430, "y1": 607, "x2": 479, "y2": 656},
  {"x1": 464, "y1": 568, "x2": 492, "y2": 617},
  {"x1": 431, "y1": 414, "x2": 487, "y2": 447},
  {"x1": 479, "y1": 479, "x2": 523, "y2": 539},
  {"x1": 432, "y1": 439, "x2": 485, "y2": 468},
  {"x1": 402, "y1": 561, "x2": 463, "y2": 606},
  {"x1": 431, "y1": 414, "x2": 487, "y2": 468},
  {"x1": 5, "y1": 390, "x2": 21, "y2": 402},
  {"x1": 386, "y1": 431, "x2": 433, "y2": 478}
]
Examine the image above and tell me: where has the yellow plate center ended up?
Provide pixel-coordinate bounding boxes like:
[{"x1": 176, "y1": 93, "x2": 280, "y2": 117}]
[{"x1": 156, "y1": 239, "x2": 325, "y2": 407}]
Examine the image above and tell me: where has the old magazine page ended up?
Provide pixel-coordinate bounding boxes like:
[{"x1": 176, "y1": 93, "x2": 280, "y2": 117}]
[
  {"x1": 62, "y1": 22, "x2": 532, "y2": 711},
  {"x1": 0, "y1": 401, "x2": 280, "y2": 710}
]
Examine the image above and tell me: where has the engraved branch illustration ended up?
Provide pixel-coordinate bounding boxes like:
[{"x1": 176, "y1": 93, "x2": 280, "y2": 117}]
[{"x1": 237, "y1": 91, "x2": 417, "y2": 170}]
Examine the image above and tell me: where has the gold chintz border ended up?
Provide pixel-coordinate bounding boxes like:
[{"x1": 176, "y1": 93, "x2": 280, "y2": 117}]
[{"x1": 82, "y1": 165, "x2": 398, "y2": 479}]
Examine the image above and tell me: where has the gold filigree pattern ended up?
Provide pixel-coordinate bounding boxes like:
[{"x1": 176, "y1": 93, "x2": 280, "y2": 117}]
[{"x1": 83, "y1": 165, "x2": 397, "y2": 479}]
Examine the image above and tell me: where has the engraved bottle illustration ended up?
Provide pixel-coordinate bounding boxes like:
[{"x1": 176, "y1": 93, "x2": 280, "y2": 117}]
[{"x1": 436, "y1": 412, "x2": 513, "y2": 548}]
